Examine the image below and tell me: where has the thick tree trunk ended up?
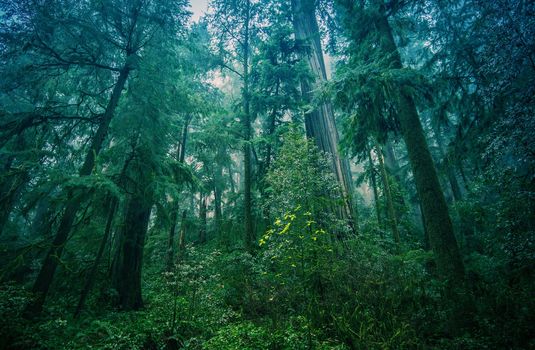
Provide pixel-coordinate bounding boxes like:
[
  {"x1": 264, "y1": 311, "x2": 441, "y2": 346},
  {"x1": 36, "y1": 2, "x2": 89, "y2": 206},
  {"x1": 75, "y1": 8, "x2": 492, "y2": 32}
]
[
  {"x1": 74, "y1": 197, "x2": 117, "y2": 318},
  {"x1": 369, "y1": 4, "x2": 465, "y2": 283},
  {"x1": 111, "y1": 194, "x2": 151, "y2": 311},
  {"x1": 398, "y1": 92, "x2": 464, "y2": 281},
  {"x1": 24, "y1": 65, "x2": 130, "y2": 316},
  {"x1": 291, "y1": 0, "x2": 357, "y2": 234}
]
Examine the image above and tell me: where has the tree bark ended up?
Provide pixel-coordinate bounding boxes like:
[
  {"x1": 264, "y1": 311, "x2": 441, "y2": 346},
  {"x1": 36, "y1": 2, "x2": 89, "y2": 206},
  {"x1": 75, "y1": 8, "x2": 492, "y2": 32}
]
[
  {"x1": 291, "y1": 0, "x2": 357, "y2": 234},
  {"x1": 396, "y1": 71, "x2": 464, "y2": 282},
  {"x1": 111, "y1": 194, "x2": 151, "y2": 311},
  {"x1": 368, "y1": 3, "x2": 465, "y2": 283}
]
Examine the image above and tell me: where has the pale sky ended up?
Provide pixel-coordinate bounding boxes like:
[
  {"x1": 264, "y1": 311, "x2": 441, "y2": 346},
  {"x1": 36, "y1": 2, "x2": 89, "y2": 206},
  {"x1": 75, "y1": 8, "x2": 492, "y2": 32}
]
[{"x1": 190, "y1": 0, "x2": 209, "y2": 22}]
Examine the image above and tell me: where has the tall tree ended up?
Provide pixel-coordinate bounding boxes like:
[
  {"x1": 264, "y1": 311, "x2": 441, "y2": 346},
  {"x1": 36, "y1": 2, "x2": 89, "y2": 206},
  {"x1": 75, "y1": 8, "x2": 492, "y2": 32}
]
[
  {"x1": 16, "y1": 0, "x2": 189, "y2": 315},
  {"x1": 333, "y1": 0, "x2": 465, "y2": 284},
  {"x1": 209, "y1": 0, "x2": 259, "y2": 250},
  {"x1": 291, "y1": 0, "x2": 357, "y2": 234}
]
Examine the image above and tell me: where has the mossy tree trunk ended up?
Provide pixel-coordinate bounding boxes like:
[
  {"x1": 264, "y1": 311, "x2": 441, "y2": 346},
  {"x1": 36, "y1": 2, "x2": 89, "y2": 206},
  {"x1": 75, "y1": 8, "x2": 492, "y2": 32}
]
[
  {"x1": 374, "y1": 3, "x2": 465, "y2": 283},
  {"x1": 111, "y1": 193, "x2": 152, "y2": 311}
]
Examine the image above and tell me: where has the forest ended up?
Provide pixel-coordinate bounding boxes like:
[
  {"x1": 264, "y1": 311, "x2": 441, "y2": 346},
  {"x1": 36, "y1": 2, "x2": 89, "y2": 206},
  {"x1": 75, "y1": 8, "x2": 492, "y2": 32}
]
[{"x1": 0, "y1": 0, "x2": 533, "y2": 349}]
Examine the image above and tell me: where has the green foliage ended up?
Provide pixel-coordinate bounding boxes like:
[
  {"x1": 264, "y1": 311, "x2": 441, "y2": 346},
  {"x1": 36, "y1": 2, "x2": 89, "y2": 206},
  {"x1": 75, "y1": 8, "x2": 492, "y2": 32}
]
[
  {"x1": 203, "y1": 321, "x2": 270, "y2": 350},
  {"x1": 265, "y1": 129, "x2": 342, "y2": 226},
  {"x1": 0, "y1": 0, "x2": 534, "y2": 349}
]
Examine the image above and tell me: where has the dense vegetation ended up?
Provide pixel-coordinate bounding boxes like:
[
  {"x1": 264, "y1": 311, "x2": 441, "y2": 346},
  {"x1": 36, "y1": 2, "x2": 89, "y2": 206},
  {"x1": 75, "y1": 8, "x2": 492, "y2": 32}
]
[{"x1": 0, "y1": 0, "x2": 533, "y2": 349}]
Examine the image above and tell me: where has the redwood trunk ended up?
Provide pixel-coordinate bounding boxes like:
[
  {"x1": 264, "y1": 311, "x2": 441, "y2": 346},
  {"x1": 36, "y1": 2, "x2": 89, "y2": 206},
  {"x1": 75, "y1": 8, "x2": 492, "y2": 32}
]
[{"x1": 292, "y1": 0, "x2": 357, "y2": 234}]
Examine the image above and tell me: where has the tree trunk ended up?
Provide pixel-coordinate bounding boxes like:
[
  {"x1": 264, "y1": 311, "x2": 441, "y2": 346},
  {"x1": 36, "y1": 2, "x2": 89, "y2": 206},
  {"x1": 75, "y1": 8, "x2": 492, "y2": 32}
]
[
  {"x1": 228, "y1": 164, "x2": 236, "y2": 195},
  {"x1": 111, "y1": 194, "x2": 151, "y2": 311},
  {"x1": 24, "y1": 65, "x2": 131, "y2": 316},
  {"x1": 213, "y1": 152, "x2": 223, "y2": 238},
  {"x1": 198, "y1": 194, "x2": 207, "y2": 244},
  {"x1": 419, "y1": 203, "x2": 430, "y2": 251},
  {"x1": 383, "y1": 143, "x2": 401, "y2": 181},
  {"x1": 457, "y1": 159, "x2": 470, "y2": 193},
  {"x1": 178, "y1": 115, "x2": 191, "y2": 165},
  {"x1": 376, "y1": 142, "x2": 400, "y2": 244},
  {"x1": 383, "y1": 57, "x2": 464, "y2": 283},
  {"x1": 291, "y1": 0, "x2": 357, "y2": 234},
  {"x1": 398, "y1": 73, "x2": 464, "y2": 282},
  {"x1": 259, "y1": 101, "x2": 279, "y2": 228},
  {"x1": 178, "y1": 210, "x2": 187, "y2": 254},
  {"x1": 166, "y1": 208, "x2": 179, "y2": 271},
  {"x1": 364, "y1": 4, "x2": 465, "y2": 283},
  {"x1": 166, "y1": 116, "x2": 189, "y2": 271},
  {"x1": 367, "y1": 146, "x2": 382, "y2": 226},
  {"x1": 74, "y1": 197, "x2": 117, "y2": 318},
  {"x1": 242, "y1": 0, "x2": 255, "y2": 251}
]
